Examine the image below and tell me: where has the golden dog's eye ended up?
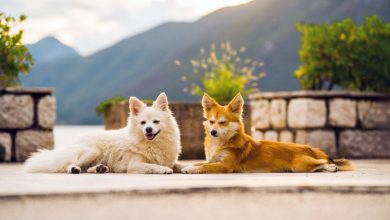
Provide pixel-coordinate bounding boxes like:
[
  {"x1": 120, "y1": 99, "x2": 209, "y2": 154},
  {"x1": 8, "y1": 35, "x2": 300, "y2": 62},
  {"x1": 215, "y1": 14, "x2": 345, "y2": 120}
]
[
  {"x1": 153, "y1": 120, "x2": 160, "y2": 124},
  {"x1": 140, "y1": 121, "x2": 146, "y2": 125},
  {"x1": 219, "y1": 121, "x2": 226, "y2": 125},
  {"x1": 210, "y1": 120, "x2": 215, "y2": 124}
]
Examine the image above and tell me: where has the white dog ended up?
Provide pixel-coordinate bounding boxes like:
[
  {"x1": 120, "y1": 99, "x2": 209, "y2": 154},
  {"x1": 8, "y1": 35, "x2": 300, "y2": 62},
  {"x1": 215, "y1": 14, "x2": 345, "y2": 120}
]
[{"x1": 24, "y1": 93, "x2": 182, "y2": 174}]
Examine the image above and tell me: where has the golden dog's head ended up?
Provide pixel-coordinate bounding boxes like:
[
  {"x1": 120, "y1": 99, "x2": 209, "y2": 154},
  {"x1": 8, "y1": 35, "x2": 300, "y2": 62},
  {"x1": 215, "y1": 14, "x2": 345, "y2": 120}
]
[{"x1": 201, "y1": 93, "x2": 245, "y2": 139}]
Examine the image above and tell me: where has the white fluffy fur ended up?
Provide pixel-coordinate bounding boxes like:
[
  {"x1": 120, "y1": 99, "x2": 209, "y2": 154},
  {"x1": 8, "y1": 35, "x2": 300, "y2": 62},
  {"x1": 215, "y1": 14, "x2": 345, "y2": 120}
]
[{"x1": 23, "y1": 93, "x2": 182, "y2": 174}]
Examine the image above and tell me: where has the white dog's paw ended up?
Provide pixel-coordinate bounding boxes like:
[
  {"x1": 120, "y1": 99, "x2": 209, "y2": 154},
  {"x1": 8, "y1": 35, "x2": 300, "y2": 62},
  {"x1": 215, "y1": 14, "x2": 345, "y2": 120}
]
[
  {"x1": 149, "y1": 166, "x2": 173, "y2": 174},
  {"x1": 324, "y1": 164, "x2": 338, "y2": 172},
  {"x1": 181, "y1": 166, "x2": 200, "y2": 174},
  {"x1": 67, "y1": 165, "x2": 81, "y2": 174}
]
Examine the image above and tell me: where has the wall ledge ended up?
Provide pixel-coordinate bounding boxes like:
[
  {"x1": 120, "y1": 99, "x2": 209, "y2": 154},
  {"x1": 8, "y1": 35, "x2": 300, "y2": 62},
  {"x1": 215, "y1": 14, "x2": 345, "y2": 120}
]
[
  {"x1": 0, "y1": 87, "x2": 54, "y2": 94},
  {"x1": 249, "y1": 90, "x2": 390, "y2": 100}
]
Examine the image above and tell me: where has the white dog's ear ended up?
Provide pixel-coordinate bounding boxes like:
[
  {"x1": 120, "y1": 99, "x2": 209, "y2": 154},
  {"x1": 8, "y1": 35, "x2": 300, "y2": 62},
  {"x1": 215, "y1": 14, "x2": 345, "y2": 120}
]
[
  {"x1": 227, "y1": 93, "x2": 244, "y2": 115},
  {"x1": 153, "y1": 92, "x2": 169, "y2": 111},
  {"x1": 202, "y1": 93, "x2": 218, "y2": 112},
  {"x1": 129, "y1": 97, "x2": 146, "y2": 116}
]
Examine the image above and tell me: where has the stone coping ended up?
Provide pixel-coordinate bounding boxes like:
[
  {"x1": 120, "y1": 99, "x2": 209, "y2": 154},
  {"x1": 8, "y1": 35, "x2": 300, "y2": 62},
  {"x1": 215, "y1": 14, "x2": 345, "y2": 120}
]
[
  {"x1": 0, "y1": 87, "x2": 54, "y2": 94},
  {"x1": 249, "y1": 90, "x2": 390, "y2": 100}
]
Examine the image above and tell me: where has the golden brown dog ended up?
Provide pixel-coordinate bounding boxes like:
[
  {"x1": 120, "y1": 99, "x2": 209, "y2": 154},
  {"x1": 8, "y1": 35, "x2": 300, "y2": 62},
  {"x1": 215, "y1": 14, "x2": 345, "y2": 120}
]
[{"x1": 182, "y1": 93, "x2": 352, "y2": 173}]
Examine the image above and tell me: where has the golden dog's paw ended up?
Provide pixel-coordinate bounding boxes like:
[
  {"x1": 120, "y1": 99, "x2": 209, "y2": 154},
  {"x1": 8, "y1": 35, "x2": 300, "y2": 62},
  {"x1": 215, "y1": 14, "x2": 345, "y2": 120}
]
[
  {"x1": 324, "y1": 164, "x2": 338, "y2": 172},
  {"x1": 181, "y1": 166, "x2": 200, "y2": 174},
  {"x1": 150, "y1": 166, "x2": 173, "y2": 174}
]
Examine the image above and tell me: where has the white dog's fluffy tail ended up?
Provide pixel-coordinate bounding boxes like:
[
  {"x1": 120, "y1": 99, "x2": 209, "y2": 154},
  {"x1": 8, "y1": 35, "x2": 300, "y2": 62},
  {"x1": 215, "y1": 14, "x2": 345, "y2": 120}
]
[{"x1": 23, "y1": 148, "x2": 74, "y2": 173}]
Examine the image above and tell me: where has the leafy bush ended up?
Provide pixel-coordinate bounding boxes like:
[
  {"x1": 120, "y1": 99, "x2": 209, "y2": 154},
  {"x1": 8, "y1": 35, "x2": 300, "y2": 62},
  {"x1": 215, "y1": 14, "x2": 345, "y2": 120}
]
[
  {"x1": 176, "y1": 42, "x2": 265, "y2": 102},
  {"x1": 0, "y1": 13, "x2": 33, "y2": 87},
  {"x1": 95, "y1": 96, "x2": 155, "y2": 116},
  {"x1": 95, "y1": 96, "x2": 126, "y2": 116},
  {"x1": 295, "y1": 16, "x2": 390, "y2": 92}
]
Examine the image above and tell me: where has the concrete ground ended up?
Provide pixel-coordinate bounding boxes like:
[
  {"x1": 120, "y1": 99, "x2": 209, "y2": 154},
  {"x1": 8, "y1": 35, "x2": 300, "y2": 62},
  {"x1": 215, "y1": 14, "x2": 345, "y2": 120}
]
[{"x1": 0, "y1": 160, "x2": 389, "y2": 220}]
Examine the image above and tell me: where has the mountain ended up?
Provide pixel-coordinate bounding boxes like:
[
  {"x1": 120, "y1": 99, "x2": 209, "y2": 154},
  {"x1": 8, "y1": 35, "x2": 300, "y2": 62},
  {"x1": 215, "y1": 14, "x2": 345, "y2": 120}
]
[
  {"x1": 27, "y1": 36, "x2": 80, "y2": 64},
  {"x1": 21, "y1": 0, "x2": 390, "y2": 124}
]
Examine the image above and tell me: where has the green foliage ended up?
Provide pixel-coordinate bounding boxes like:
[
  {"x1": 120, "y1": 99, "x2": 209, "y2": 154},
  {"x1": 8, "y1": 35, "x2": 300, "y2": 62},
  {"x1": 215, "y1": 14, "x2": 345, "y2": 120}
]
[
  {"x1": 295, "y1": 16, "x2": 390, "y2": 92},
  {"x1": 177, "y1": 42, "x2": 265, "y2": 102},
  {"x1": 0, "y1": 13, "x2": 33, "y2": 87},
  {"x1": 95, "y1": 96, "x2": 126, "y2": 116}
]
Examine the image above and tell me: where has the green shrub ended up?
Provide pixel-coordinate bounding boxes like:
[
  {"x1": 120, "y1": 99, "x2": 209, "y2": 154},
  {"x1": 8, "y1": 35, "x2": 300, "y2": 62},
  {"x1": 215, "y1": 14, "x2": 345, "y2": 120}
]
[
  {"x1": 95, "y1": 96, "x2": 155, "y2": 116},
  {"x1": 176, "y1": 42, "x2": 265, "y2": 102},
  {"x1": 95, "y1": 96, "x2": 126, "y2": 116},
  {"x1": 295, "y1": 16, "x2": 390, "y2": 92},
  {"x1": 0, "y1": 13, "x2": 33, "y2": 87}
]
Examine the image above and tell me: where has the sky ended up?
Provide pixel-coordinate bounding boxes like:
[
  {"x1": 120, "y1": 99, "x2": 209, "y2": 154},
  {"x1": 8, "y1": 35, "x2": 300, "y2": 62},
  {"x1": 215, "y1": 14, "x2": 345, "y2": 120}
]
[{"x1": 2, "y1": 0, "x2": 252, "y2": 56}]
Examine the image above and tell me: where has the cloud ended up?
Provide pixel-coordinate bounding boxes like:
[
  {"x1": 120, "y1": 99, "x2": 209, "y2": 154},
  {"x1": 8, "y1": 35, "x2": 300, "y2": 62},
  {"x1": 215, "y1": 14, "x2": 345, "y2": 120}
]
[{"x1": 2, "y1": 0, "x2": 251, "y2": 55}]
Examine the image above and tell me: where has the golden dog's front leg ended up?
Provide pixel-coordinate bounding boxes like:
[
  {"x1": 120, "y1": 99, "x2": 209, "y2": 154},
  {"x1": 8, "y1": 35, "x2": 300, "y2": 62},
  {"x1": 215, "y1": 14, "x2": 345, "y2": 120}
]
[{"x1": 181, "y1": 162, "x2": 231, "y2": 174}]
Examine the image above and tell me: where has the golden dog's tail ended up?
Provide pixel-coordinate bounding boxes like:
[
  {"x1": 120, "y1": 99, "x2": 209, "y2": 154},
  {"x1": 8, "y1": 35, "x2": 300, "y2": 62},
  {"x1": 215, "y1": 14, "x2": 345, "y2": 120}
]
[{"x1": 330, "y1": 158, "x2": 353, "y2": 171}]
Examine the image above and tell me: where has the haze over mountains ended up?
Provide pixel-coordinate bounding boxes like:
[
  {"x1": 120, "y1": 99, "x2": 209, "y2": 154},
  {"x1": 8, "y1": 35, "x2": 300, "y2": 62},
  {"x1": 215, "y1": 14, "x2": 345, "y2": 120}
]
[{"x1": 21, "y1": 0, "x2": 390, "y2": 124}]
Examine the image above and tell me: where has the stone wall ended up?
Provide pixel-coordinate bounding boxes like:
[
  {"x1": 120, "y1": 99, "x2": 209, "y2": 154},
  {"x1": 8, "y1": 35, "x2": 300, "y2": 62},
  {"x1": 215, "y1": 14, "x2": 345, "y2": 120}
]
[
  {"x1": 0, "y1": 87, "x2": 55, "y2": 162},
  {"x1": 249, "y1": 91, "x2": 390, "y2": 158},
  {"x1": 104, "y1": 102, "x2": 251, "y2": 159}
]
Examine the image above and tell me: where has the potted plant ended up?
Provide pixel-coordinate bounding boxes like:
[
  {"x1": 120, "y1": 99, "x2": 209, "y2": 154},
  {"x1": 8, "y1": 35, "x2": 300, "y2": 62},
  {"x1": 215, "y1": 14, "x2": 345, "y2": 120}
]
[
  {"x1": 174, "y1": 42, "x2": 265, "y2": 159},
  {"x1": 0, "y1": 14, "x2": 56, "y2": 162}
]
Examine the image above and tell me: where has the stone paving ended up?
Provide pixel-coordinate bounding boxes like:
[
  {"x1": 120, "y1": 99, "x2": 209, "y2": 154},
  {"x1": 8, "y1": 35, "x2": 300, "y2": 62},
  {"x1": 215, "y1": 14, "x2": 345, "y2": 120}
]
[{"x1": 0, "y1": 160, "x2": 389, "y2": 220}]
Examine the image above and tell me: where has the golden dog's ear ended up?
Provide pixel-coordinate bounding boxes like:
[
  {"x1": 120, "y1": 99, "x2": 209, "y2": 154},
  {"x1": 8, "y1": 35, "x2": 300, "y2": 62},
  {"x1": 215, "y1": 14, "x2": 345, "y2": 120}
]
[
  {"x1": 227, "y1": 93, "x2": 244, "y2": 115},
  {"x1": 129, "y1": 97, "x2": 146, "y2": 116},
  {"x1": 153, "y1": 92, "x2": 169, "y2": 111},
  {"x1": 202, "y1": 93, "x2": 218, "y2": 112}
]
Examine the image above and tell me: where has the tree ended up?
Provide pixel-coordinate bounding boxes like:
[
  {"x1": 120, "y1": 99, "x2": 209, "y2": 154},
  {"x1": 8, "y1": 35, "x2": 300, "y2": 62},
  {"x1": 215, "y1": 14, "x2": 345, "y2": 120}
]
[
  {"x1": 295, "y1": 16, "x2": 390, "y2": 92},
  {"x1": 176, "y1": 42, "x2": 265, "y2": 102},
  {"x1": 0, "y1": 13, "x2": 33, "y2": 87}
]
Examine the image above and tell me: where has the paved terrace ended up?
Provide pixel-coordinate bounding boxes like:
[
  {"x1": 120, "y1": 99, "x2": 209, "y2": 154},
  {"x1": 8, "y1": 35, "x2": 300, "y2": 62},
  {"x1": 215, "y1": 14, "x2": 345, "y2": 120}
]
[{"x1": 0, "y1": 160, "x2": 389, "y2": 220}]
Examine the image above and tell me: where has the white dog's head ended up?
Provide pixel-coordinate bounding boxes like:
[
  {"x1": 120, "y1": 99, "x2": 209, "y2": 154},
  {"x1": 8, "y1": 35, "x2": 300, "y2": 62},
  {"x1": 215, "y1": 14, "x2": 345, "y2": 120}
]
[{"x1": 128, "y1": 92, "x2": 173, "y2": 141}]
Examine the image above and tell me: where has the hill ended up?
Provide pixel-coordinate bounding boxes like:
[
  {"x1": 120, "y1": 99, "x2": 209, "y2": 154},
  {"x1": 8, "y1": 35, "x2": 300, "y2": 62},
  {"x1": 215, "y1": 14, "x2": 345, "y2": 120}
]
[
  {"x1": 21, "y1": 0, "x2": 390, "y2": 124},
  {"x1": 26, "y1": 36, "x2": 80, "y2": 64}
]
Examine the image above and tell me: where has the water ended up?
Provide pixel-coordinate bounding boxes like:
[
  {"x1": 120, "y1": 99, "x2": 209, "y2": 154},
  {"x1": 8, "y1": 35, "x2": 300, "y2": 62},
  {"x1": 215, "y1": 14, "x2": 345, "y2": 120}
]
[{"x1": 54, "y1": 125, "x2": 105, "y2": 149}]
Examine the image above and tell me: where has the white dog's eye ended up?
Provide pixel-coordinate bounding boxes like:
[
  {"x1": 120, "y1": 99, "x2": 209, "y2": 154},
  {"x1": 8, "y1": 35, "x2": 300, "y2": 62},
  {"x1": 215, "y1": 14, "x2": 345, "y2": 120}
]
[
  {"x1": 140, "y1": 121, "x2": 146, "y2": 125},
  {"x1": 153, "y1": 120, "x2": 160, "y2": 124}
]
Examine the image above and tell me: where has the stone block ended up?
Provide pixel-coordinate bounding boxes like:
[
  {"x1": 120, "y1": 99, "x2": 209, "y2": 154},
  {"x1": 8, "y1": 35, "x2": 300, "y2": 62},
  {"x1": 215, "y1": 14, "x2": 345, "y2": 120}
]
[
  {"x1": 0, "y1": 95, "x2": 33, "y2": 128},
  {"x1": 264, "y1": 131, "x2": 278, "y2": 141},
  {"x1": 0, "y1": 132, "x2": 12, "y2": 162},
  {"x1": 339, "y1": 130, "x2": 390, "y2": 158},
  {"x1": 38, "y1": 96, "x2": 56, "y2": 128},
  {"x1": 329, "y1": 98, "x2": 356, "y2": 127},
  {"x1": 270, "y1": 99, "x2": 287, "y2": 128},
  {"x1": 288, "y1": 98, "x2": 326, "y2": 128},
  {"x1": 295, "y1": 130, "x2": 337, "y2": 156},
  {"x1": 15, "y1": 130, "x2": 54, "y2": 162},
  {"x1": 279, "y1": 130, "x2": 293, "y2": 142},
  {"x1": 358, "y1": 101, "x2": 390, "y2": 129},
  {"x1": 250, "y1": 100, "x2": 269, "y2": 129}
]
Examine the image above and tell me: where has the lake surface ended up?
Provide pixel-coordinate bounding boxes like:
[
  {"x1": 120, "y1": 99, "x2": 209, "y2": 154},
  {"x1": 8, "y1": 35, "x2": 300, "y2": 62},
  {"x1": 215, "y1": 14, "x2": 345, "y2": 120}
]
[{"x1": 54, "y1": 125, "x2": 105, "y2": 149}]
